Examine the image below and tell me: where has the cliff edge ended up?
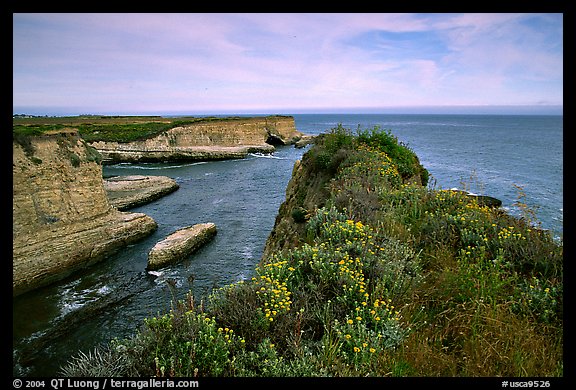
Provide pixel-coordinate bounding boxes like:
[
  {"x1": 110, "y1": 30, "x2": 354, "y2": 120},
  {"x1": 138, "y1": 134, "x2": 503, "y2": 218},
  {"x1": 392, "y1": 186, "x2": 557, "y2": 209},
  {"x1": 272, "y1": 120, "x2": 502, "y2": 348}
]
[
  {"x1": 262, "y1": 128, "x2": 429, "y2": 259},
  {"x1": 13, "y1": 130, "x2": 157, "y2": 296},
  {"x1": 89, "y1": 116, "x2": 304, "y2": 163}
]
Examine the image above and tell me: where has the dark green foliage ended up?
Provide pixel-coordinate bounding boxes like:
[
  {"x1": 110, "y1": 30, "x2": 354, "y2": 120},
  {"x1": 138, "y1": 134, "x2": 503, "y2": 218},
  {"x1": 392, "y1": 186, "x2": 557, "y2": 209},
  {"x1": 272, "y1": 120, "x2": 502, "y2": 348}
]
[
  {"x1": 12, "y1": 127, "x2": 45, "y2": 158},
  {"x1": 69, "y1": 153, "x2": 81, "y2": 167},
  {"x1": 76, "y1": 122, "x2": 180, "y2": 143},
  {"x1": 291, "y1": 207, "x2": 309, "y2": 223},
  {"x1": 82, "y1": 141, "x2": 103, "y2": 164},
  {"x1": 307, "y1": 124, "x2": 428, "y2": 187},
  {"x1": 357, "y1": 126, "x2": 429, "y2": 185},
  {"x1": 13, "y1": 124, "x2": 66, "y2": 136},
  {"x1": 308, "y1": 125, "x2": 355, "y2": 173}
]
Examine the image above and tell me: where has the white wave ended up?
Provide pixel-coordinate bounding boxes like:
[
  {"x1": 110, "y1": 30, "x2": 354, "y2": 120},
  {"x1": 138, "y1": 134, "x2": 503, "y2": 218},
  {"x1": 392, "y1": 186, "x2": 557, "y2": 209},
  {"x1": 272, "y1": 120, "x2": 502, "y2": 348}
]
[
  {"x1": 147, "y1": 269, "x2": 185, "y2": 288},
  {"x1": 60, "y1": 302, "x2": 84, "y2": 316},
  {"x1": 110, "y1": 161, "x2": 207, "y2": 170},
  {"x1": 248, "y1": 153, "x2": 284, "y2": 160},
  {"x1": 97, "y1": 285, "x2": 111, "y2": 295},
  {"x1": 236, "y1": 273, "x2": 248, "y2": 282},
  {"x1": 58, "y1": 283, "x2": 112, "y2": 316},
  {"x1": 241, "y1": 245, "x2": 254, "y2": 259}
]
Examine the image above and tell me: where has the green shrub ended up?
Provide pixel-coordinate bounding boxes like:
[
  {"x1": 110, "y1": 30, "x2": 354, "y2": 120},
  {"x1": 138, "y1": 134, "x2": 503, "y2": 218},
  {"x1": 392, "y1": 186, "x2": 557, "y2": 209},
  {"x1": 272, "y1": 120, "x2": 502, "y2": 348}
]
[
  {"x1": 291, "y1": 207, "x2": 309, "y2": 223},
  {"x1": 357, "y1": 126, "x2": 429, "y2": 185}
]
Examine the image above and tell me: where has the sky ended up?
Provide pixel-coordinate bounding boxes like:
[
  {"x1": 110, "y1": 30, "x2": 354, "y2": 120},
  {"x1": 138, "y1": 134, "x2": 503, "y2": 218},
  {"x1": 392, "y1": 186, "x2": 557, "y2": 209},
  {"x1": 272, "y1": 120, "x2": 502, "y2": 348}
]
[{"x1": 12, "y1": 13, "x2": 563, "y2": 116}]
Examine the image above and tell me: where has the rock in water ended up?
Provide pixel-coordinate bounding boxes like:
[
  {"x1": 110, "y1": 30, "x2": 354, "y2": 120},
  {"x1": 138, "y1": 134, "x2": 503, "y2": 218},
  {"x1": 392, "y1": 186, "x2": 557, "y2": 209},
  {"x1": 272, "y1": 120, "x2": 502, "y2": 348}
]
[
  {"x1": 473, "y1": 194, "x2": 503, "y2": 208},
  {"x1": 147, "y1": 223, "x2": 217, "y2": 270},
  {"x1": 104, "y1": 175, "x2": 179, "y2": 210}
]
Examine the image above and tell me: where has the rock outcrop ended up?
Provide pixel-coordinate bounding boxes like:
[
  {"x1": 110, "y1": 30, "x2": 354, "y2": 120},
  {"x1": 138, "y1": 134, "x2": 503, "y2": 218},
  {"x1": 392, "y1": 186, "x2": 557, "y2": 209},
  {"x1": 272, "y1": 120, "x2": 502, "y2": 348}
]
[
  {"x1": 90, "y1": 116, "x2": 304, "y2": 163},
  {"x1": 262, "y1": 155, "x2": 334, "y2": 259},
  {"x1": 294, "y1": 135, "x2": 316, "y2": 148},
  {"x1": 13, "y1": 131, "x2": 158, "y2": 296},
  {"x1": 105, "y1": 175, "x2": 179, "y2": 210},
  {"x1": 448, "y1": 189, "x2": 503, "y2": 208},
  {"x1": 147, "y1": 223, "x2": 217, "y2": 270},
  {"x1": 262, "y1": 133, "x2": 430, "y2": 260}
]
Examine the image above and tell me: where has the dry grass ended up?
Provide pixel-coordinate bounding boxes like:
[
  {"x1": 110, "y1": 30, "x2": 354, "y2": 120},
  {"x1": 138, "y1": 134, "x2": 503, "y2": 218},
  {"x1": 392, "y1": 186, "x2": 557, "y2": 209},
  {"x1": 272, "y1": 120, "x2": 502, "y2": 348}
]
[{"x1": 398, "y1": 300, "x2": 563, "y2": 376}]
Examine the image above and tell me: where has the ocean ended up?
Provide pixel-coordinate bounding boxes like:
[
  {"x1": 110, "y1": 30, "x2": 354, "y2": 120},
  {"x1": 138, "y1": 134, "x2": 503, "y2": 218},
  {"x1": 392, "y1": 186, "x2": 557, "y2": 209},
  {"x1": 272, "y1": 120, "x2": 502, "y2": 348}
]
[{"x1": 12, "y1": 113, "x2": 563, "y2": 376}]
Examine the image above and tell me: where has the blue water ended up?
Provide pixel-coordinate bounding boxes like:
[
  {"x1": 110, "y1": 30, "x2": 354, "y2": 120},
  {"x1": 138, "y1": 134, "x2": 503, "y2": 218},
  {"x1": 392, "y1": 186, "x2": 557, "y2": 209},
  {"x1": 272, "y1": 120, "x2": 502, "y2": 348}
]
[{"x1": 12, "y1": 113, "x2": 563, "y2": 376}]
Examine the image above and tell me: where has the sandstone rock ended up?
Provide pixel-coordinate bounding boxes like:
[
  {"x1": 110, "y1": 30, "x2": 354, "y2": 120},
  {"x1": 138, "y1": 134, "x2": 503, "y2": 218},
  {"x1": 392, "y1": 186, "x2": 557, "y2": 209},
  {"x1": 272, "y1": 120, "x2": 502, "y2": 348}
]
[
  {"x1": 94, "y1": 144, "x2": 276, "y2": 164},
  {"x1": 13, "y1": 211, "x2": 157, "y2": 296},
  {"x1": 89, "y1": 116, "x2": 303, "y2": 163},
  {"x1": 13, "y1": 131, "x2": 158, "y2": 296},
  {"x1": 147, "y1": 223, "x2": 217, "y2": 270},
  {"x1": 295, "y1": 135, "x2": 316, "y2": 148},
  {"x1": 105, "y1": 175, "x2": 179, "y2": 210},
  {"x1": 262, "y1": 155, "x2": 334, "y2": 259}
]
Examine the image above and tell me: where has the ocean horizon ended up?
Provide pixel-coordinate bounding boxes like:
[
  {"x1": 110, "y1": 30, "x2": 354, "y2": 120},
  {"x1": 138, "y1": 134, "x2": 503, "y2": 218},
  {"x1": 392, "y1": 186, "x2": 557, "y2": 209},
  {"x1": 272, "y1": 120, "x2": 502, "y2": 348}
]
[{"x1": 12, "y1": 104, "x2": 564, "y2": 117}]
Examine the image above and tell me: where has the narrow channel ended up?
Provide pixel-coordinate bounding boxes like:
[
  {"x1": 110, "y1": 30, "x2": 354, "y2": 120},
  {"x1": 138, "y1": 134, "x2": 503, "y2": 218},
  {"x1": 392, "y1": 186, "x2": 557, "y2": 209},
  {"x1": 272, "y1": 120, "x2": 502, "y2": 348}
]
[{"x1": 13, "y1": 145, "x2": 308, "y2": 377}]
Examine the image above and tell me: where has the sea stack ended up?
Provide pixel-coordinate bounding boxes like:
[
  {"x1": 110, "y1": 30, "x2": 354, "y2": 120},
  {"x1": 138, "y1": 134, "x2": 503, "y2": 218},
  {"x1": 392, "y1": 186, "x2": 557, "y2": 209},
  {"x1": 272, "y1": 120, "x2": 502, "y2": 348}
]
[{"x1": 147, "y1": 223, "x2": 218, "y2": 270}]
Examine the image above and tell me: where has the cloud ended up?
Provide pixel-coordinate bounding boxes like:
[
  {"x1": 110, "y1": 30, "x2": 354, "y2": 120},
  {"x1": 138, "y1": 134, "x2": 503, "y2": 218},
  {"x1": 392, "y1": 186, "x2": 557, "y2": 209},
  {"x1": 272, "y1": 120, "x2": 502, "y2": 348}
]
[{"x1": 13, "y1": 13, "x2": 563, "y2": 114}]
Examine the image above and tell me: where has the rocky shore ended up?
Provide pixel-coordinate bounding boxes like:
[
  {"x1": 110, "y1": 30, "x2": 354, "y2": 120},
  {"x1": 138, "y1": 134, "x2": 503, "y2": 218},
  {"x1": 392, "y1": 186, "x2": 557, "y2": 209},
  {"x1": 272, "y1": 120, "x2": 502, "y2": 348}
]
[
  {"x1": 94, "y1": 144, "x2": 277, "y2": 164},
  {"x1": 12, "y1": 115, "x2": 308, "y2": 296}
]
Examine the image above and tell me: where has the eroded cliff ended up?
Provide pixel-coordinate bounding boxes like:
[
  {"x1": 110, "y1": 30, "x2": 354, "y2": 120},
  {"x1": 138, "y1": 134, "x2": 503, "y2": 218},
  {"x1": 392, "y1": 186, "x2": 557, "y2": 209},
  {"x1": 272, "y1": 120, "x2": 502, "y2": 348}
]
[
  {"x1": 13, "y1": 131, "x2": 157, "y2": 296},
  {"x1": 89, "y1": 116, "x2": 303, "y2": 163},
  {"x1": 262, "y1": 130, "x2": 430, "y2": 260}
]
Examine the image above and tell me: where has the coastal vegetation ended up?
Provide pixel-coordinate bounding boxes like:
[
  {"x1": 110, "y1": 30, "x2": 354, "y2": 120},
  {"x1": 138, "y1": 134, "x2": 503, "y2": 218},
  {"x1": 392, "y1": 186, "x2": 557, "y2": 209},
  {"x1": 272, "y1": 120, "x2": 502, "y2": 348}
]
[{"x1": 61, "y1": 125, "x2": 563, "y2": 377}]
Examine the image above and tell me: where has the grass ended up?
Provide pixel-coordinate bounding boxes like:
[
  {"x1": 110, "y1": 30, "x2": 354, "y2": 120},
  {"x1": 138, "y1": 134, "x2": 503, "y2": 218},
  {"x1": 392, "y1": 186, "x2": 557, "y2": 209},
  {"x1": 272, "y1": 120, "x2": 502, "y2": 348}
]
[
  {"x1": 13, "y1": 114, "x2": 292, "y2": 143},
  {"x1": 60, "y1": 125, "x2": 563, "y2": 377}
]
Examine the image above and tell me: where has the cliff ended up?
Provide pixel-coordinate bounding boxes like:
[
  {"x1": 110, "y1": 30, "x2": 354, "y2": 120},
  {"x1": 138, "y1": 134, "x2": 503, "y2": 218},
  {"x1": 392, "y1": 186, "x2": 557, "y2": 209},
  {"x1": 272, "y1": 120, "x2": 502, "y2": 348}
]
[
  {"x1": 89, "y1": 116, "x2": 304, "y2": 163},
  {"x1": 262, "y1": 129, "x2": 430, "y2": 259},
  {"x1": 60, "y1": 126, "x2": 563, "y2": 377},
  {"x1": 262, "y1": 154, "x2": 333, "y2": 258},
  {"x1": 12, "y1": 130, "x2": 157, "y2": 296}
]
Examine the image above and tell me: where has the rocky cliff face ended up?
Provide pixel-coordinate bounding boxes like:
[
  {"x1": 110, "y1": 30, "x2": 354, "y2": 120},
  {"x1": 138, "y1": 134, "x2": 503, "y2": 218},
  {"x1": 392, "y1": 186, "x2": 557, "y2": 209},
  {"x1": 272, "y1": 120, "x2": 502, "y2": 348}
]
[
  {"x1": 90, "y1": 116, "x2": 303, "y2": 163},
  {"x1": 13, "y1": 131, "x2": 157, "y2": 296},
  {"x1": 262, "y1": 133, "x2": 430, "y2": 260},
  {"x1": 262, "y1": 151, "x2": 335, "y2": 259}
]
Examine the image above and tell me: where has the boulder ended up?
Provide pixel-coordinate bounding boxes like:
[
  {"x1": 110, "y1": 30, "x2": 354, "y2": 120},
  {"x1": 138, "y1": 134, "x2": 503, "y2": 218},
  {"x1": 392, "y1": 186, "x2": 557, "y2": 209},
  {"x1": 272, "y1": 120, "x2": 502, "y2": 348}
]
[
  {"x1": 473, "y1": 194, "x2": 503, "y2": 208},
  {"x1": 147, "y1": 223, "x2": 217, "y2": 270},
  {"x1": 295, "y1": 135, "x2": 316, "y2": 148},
  {"x1": 449, "y1": 188, "x2": 502, "y2": 208}
]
